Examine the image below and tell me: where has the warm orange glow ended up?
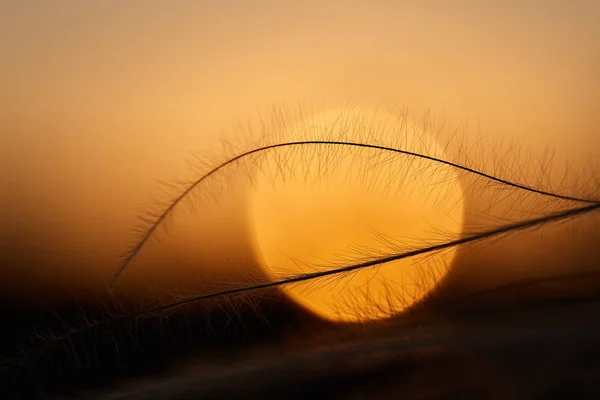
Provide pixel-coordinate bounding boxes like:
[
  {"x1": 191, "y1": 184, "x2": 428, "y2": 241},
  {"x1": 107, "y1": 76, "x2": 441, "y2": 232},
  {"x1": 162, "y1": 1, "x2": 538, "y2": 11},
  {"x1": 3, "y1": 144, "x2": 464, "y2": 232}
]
[
  {"x1": 2, "y1": 2, "x2": 599, "y2": 303},
  {"x1": 249, "y1": 108, "x2": 465, "y2": 322}
]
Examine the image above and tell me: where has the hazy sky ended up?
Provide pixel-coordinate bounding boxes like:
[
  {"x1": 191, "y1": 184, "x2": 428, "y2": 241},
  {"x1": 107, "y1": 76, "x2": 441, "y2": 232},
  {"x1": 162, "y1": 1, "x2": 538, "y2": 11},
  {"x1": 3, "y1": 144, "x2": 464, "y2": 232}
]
[{"x1": 1, "y1": 1, "x2": 599, "y2": 303}]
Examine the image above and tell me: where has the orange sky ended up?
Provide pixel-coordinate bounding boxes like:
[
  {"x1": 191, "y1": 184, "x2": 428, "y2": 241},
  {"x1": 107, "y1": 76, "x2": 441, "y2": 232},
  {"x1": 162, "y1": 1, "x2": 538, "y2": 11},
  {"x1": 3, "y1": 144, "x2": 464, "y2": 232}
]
[{"x1": 1, "y1": 1, "x2": 599, "y2": 303}]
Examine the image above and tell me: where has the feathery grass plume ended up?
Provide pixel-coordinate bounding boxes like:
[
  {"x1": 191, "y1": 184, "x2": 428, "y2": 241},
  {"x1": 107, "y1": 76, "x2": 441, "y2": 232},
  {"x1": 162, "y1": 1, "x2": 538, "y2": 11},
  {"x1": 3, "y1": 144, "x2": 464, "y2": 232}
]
[
  {"x1": 110, "y1": 104, "x2": 599, "y2": 287},
  {"x1": 4, "y1": 104, "x2": 600, "y2": 396},
  {"x1": 105, "y1": 103, "x2": 600, "y2": 322}
]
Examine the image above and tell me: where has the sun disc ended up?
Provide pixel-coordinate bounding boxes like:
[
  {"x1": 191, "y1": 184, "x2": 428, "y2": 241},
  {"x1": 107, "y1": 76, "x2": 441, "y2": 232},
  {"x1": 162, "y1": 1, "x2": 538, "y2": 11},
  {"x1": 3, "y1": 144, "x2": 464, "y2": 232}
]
[{"x1": 249, "y1": 107, "x2": 465, "y2": 322}]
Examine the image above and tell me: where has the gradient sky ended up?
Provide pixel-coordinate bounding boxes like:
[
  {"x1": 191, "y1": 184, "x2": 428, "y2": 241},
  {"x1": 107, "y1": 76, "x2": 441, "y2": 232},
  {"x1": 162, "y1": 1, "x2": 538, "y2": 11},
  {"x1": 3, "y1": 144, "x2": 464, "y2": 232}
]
[{"x1": 1, "y1": 1, "x2": 599, "y2": 304}]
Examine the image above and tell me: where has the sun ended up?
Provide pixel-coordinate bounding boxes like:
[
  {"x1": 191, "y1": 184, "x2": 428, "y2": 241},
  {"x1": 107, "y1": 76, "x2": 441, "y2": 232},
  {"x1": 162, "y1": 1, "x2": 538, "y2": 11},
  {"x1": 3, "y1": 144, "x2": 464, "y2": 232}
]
[{"x1": 248, "y1": 107, "x2": 465, "y2": 322}]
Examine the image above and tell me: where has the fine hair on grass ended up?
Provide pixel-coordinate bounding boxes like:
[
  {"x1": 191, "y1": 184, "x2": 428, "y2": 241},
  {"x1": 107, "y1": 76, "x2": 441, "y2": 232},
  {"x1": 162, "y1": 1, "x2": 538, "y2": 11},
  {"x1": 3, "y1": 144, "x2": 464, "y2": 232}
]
[
  {"x1": 3, "y1": 103, "x2": 600, "y2": 396},
  {"x1": 110, "y1": 104, "x2": 598, "y2": 287}
]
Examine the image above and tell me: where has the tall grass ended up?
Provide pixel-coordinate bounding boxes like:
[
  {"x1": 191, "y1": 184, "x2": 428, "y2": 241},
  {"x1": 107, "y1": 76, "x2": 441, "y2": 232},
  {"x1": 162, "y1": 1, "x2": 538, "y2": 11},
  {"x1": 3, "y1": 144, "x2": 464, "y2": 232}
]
[{"x1": 3, "y1": 104, "x2": 600, "y2": 396}]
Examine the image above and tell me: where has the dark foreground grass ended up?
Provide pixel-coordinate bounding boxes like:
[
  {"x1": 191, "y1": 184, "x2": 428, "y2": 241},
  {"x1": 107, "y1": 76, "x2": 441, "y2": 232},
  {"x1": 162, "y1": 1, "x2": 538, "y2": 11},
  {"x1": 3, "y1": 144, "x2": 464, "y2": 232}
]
[{"x1": 58, "y1": 280, "x2": 600, "y2": 399}]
